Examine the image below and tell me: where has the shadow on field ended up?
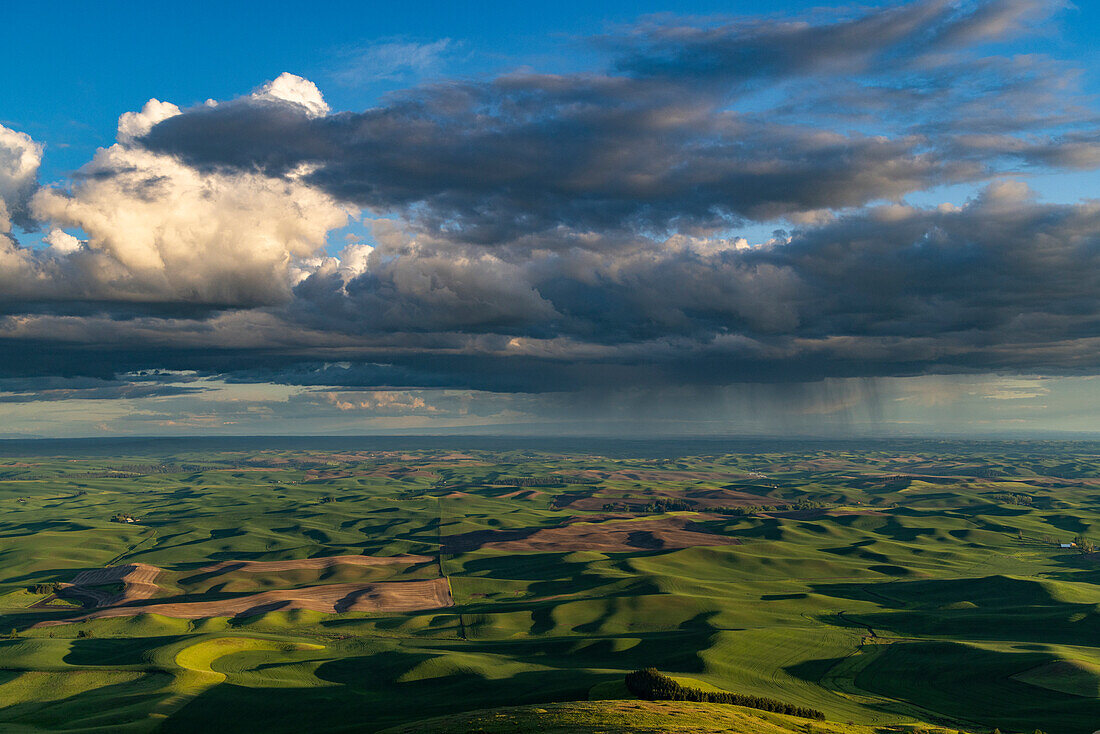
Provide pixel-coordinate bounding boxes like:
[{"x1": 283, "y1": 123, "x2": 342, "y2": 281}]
[
  {"x1": 155, "y1": 633, "x2": 709, "y2": 734},
  {"x1": 810, "y1": 575, "x2": 1100, "y2": 645},
  {"x1": 0, "y1": 671, "x2": 172, "y2": 731},
  {"x1": 795, "y1": 640, "x2": 1100, "y2": 732},
  {"x1": 62, "y1": 636, "x2": 168, "y2": 666}
]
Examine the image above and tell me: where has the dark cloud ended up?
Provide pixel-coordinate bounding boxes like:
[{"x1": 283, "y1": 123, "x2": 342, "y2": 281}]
[
  {"x1": 5, "y1": 182, "x2": 1100, "y2": 393},
  {"x1": 0, "y1": 376, "x2": 207, "y2": 402},
  {"x1": 132, "y1": 1, "x2": 1086, "y2": 246},
  {"x1": 611, "y1": 0, "x2": 1060, "y2": 83},
  {"x1": 141, "y1": 79, "x2": 969, "y2": 243}
]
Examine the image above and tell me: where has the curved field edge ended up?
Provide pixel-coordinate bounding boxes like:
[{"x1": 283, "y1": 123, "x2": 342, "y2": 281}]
[
  {"x1": 377, "y1": 700, "x2": 957, "y2": 734},
  {"x1": 153, "y1": 636, "x2": 326, "y2": 719}
]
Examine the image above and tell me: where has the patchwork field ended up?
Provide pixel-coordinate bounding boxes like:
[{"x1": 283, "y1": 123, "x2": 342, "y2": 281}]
[{"x1": 0, "y1": 437, "x2": 1097, "y2": 733}]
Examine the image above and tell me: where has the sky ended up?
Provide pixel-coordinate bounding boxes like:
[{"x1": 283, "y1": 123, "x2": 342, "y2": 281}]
[{"x1": 4, "y1": 0, "x2": 1100, "y2": 437}]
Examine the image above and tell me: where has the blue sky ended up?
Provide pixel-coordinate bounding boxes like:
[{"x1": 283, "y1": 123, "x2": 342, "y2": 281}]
[
  {"x1": 7, "y1": 0, "x2": 1097, "y2": 190},
  {"x1": 7, "y1": 0, "x2": 1100, "y2": 256},
  {"x1": 5, "y1": 0, "x2": 1100, "y2": 437}
]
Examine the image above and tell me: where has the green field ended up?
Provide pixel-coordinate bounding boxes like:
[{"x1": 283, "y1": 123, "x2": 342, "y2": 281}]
[{"x1": 0, "y1": 437, "x2": 1097, "y2": 733}]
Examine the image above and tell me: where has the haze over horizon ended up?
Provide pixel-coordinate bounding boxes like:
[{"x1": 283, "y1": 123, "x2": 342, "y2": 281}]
[{"x1": 5, "y1": 0, "x2": 1100, "y2": 437}]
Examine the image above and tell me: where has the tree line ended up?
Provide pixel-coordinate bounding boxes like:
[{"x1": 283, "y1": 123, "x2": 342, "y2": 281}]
[{"x1": 624, "y1": 668, "x2": 824, "y2": 720}]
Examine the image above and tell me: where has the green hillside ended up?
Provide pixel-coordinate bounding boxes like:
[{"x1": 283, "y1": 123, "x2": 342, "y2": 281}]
[
  {"x1": 380, "y1": 700, "x2": 917, "y2": 734},
  {"x1": 0, "y1": 439, "x2": 1097, "y2": 732}
]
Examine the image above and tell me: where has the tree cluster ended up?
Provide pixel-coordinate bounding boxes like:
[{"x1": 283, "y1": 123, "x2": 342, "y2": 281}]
[
  {"x1": 28, "y1": 583, "x2": 59, "y2": 595},
  {"x1": 991, "y1": 493, "x2": 1033, "y2": 506}
]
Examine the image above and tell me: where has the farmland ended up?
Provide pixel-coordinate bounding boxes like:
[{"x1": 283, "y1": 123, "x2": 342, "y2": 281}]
[{"x1": 0, "y1": 437, "x2": 1097, "y2": 733}]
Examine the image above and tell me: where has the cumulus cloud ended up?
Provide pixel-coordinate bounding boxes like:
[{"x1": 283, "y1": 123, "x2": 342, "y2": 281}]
[
  {"x1": 15, "y1": 83, "x2": 353, "y2": 309},
  {"x1": 117, "y1": 99, "x2": 182, "y2": 144},
  {"x1": 322, "y1": 390, "x2": 439, "y2": 414},
  {"x1": 250, "y1": 72, "x2": 330, "y2": 117},
  {"x1": 42, "y1": 228, "x2": 82, "y2": 255},
  {"x1": 30, "y1": 143, "x2": 350, "y2": 306},
  {"x1": 0, "y1": 124, "x2": 43, "y2": 232}
]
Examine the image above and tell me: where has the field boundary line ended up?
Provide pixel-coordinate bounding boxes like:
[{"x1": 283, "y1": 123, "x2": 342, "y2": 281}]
[
  {"x1": 104, "y1": 527, "x2": 158, "y2": 568},
  {"x1": 436, "y1": 498, "x2": 467, "y2": 640}
]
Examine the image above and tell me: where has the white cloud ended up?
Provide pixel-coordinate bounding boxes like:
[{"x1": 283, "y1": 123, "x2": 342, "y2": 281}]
[
  {"x1": 333, "y1": 39, "x2": 453, "y2": 84},
  {"x1": 117, "y1": 98, "x2": 182, "y2": 144},
  {"x1": 337, "y1": 242, "x2": 374, "y2": 276},
  {"x1": 251, "y1": 73, "x2": 329, "y2": 117},
  {"x1": 0, "y1": 125, "x2": 43, "y2": 232},
  {"x1": 323, "y1": 390, "x2": 439, "y2": 414},
  {"x1": 31, "y1": 140, "x2": 353, "y2": 305},
  {"x1": 43, "y1": 228, "x2": 82, "y2": 255}
]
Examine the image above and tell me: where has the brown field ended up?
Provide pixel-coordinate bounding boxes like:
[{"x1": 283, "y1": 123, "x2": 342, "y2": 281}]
[
  {"x1": 444, "y1": 517, "x2": 739, "y2": 554},
  {"x1": 36, "y1": 578, "x2": 453, "y2": 626},
  {"x1": 498, "y1": 490, "x2": 545, "y2": 500},
  {"x1": 33, "y1": 554, "x2": 448, "y2": 624},
  {"x1": 53, "y1": 563, "x2": 162, "y2": 608},
  {"x1": 192, "y1": 553, "x2": 433, "y2": 576}
]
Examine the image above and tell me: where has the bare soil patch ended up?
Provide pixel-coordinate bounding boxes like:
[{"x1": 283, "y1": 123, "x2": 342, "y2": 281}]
[
  {"x1": 180, "y1": 553, "x2": 434, "y2": 586},
  {"x1": 50, "y1": 563, "x2": 161, "y2": 608},
  {"x1": 498, "y1": 490, "x2": 545, "y2": 500},
  {"x1": 194, "y1": 553, "x2": 432, "y2": 575},
  {"x1": 33, "y1": 554, "x2": 443, "y2": 622},
  {"x1": 36, "y1": 578, "x2": 452, "y2": 625}
]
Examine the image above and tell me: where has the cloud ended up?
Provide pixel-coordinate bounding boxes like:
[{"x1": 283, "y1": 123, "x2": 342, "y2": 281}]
[
  {"x1": 250, "y1": 72, "x2": 330, "y2": 117},
  {"x1": 20, "y1": 88, "x2": 352, "y2": 309},
  {"x1": 6, "y1": 179, "x2": 1100, "y2": 394},
  {"x1": 136, "y1": 74, "x2": 974, "y2": 243},
  {"x1": 611, "y1": 0, "x2": 1062, "y2": 83},
  {"x1": 321, "y1": 390, "x2": 439, "y2": 414},
  {"x1": 5, "y1": 0, "x2": 1100, "y2": 418},
  {"x1": 117, "y1": 99, "x2": 182, "y2": 144},
  {"x1": 129, "y1": 1, "x2": 1088, "y2": 249},
  {"x1": 0, "y1": 375, "x2": 206, "y2": 402},
  {"x1": 332, "y1": 39, "x2": 454, "y2": 84},
  {"x1": 0, "y1": 124, "x2": 43, "y2": 232},
  {"x1": 42, "y1": 228, "x2": 82, "y2": 255}
]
